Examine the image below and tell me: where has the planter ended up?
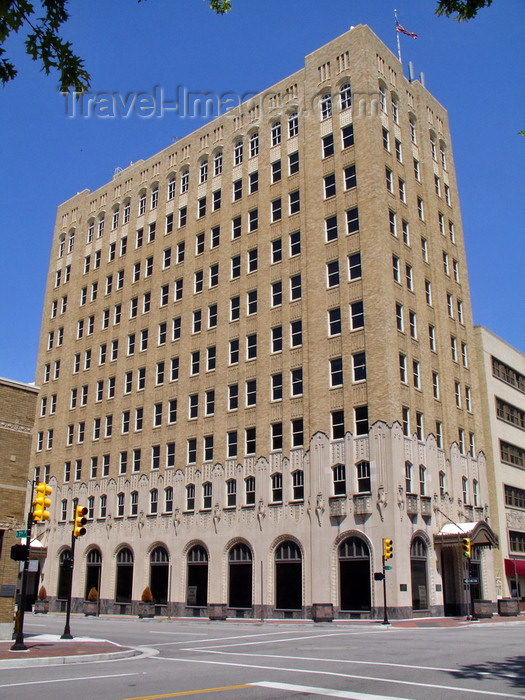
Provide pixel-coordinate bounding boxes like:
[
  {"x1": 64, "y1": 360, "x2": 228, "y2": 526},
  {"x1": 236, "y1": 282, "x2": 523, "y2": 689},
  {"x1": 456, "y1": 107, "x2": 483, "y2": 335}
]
[
  {"x1": 208, "y1": 604, "x2": 227, "y2": 620},
  {"x1": 139, "y1": 602, "x2": 155, "y2": 619},
  {"x1": 33, "y1": 599, "x2": 49, "y2": 615},
  {"x1": 473, "y1": 600, "x2": 494, "y2": 619},
  {"x1": 498, "y1": 598, "x2": 520, "y2": 617},
  {"x1": 83, "y1": 600, "x2": 99, "y2": 617},
  {"x1": 312, "y1": 603, "x2": 334, "y2": 622}
]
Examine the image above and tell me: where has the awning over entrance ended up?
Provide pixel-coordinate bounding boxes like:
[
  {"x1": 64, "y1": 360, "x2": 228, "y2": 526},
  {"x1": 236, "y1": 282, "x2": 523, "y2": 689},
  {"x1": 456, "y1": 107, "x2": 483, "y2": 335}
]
[
  {"x1": 504, "y1": 558, "x2": 525, "y2": 576},
  {"x1": 433, "y1": 520, "x2": 499, "y2": 549}
]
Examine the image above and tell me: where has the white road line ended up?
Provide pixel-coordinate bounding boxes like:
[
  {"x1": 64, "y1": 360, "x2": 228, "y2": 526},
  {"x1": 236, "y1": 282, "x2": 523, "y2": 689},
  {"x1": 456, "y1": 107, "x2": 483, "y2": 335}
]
[
  {"x1": 182, "y1": 630, "x2": 384, "y2": 650},
  {"x1": 0, "y1": 673, "x2": 139, "y2": 689},
  {"x1": 190, "y1": 649, "x2": 524, "y2": 681},
  {"x1": 251, "y1": 680, "x2": 408, "y2": 699},
  {"x1": 156, "y1": 655, "x2": 521, "y2": 698},
  {"x1": 149, "y1": 629, "x2": 321, "y2": 646},
  {"x1": 148, "y1": 631, "x2": 206, "y2": 636}
]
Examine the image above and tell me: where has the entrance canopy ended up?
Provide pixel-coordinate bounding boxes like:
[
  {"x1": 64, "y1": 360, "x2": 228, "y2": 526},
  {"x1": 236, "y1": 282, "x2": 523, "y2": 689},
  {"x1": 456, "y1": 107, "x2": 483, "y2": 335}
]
[
  {"x1": 434, "y1": 520, "x2": 499, "y2": 549},
  {"x1": 505, "y1": 558, "x2": 525, "y2": 576}
]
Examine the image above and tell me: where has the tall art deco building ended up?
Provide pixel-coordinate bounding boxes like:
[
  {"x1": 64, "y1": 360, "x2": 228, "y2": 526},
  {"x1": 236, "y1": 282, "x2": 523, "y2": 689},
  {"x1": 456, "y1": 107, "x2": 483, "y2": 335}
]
[{"x1": 30, "y1": 25, "x2": 499, "y2": 619}]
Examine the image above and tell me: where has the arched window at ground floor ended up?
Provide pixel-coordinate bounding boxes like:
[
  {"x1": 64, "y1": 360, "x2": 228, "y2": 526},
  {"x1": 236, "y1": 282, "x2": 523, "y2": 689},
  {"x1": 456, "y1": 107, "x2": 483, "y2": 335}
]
[
  {"x1": 275, "y1": 540, "x2": 302, "y2": 610},
  {"x1": 228, "y1": 543, "x2": 252, "y2": 609},
  {"x1": 187, "y1": 545, "x2": 208, "y2": 607},
  {"x1": 150, "y1": 546, "x2": 169, "y2": 604},
  {"x1": 410, "y1": 537, "x2": 429, "y2": 611},
  {"x1": 57, "y1": 549, "x2": 72, "y2": 600},
  {"x1": 84, "y1": 548, "x2": 102, "y2": 599},
  {"x1": 115, "y1": 547, "x2": 134, "y2": 602},
  {"x1": 339, "y1": 536, "x2": 371, "y2": 611}
]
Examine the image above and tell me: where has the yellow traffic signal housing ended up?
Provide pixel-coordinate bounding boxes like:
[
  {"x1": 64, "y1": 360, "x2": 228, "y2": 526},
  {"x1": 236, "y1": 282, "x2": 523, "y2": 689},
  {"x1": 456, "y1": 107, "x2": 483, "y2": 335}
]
[
  {"x1": 383, "y1": 538, "x2": 393, "y2": 559},
  {"x1": 32, "y1": 482, "x2": 52, "y2": 522},
  {"x1": 73, "y1": 505, "x2": 88, "y2": 538},
  {"x1": 462, "y1": 537, "x2": 471, "y2": 558}
]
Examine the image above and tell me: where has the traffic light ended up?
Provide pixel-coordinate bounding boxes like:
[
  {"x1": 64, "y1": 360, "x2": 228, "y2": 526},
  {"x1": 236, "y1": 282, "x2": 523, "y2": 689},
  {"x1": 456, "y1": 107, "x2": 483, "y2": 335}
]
[
  {"x1": 462, "y1": 537, "x2": 471, "y2": 558},
  {"x1": 73, "y1": 505, "x2": 88, "y2": 538},
  {"x1": 32, "y1": 482, "x2": 52, "y2": 522},
  {"x1": 10, "y1": 544, "x2": 29, "y2": 561},
  {"x1": 383, "y1": 538, "x2": 393, "y2": 559}
]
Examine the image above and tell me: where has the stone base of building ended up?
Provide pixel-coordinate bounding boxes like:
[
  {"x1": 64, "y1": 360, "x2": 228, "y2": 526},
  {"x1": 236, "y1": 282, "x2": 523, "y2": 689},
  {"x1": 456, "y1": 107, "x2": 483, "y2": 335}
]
[
  {"x1": 0, "y1": 622, "x2": 13, "y2": 640},
  {"x1": 46, "y1": 598, "x2": 452, "y2": 621}
]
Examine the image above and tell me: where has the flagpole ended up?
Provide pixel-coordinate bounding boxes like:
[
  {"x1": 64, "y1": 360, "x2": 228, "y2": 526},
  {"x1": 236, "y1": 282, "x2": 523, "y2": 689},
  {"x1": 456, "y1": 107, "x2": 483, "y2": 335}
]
[{"x1": 394, "y1": 9, "x2": 402, "y2": 64}]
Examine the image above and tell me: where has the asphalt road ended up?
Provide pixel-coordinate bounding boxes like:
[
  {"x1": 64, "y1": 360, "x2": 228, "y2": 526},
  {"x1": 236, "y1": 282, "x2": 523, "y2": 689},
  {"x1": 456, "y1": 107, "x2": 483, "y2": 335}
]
[{"x1": 1, "y1": 614, "x2": 524, "y2": 699}]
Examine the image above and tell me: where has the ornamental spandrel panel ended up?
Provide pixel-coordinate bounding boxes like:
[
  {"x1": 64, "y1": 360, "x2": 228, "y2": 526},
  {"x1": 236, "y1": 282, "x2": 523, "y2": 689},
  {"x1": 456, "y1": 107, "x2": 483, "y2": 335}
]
[
  {"x1": 268, "y1": 505, "x2": 283, "y2": 524},
  {"x1": 329, "y1": 496, "x2": 347, "y2": 517},
  {"x1": 290, "y1": 448, "x2": 303, "y2": 471},
  {"x1": 352, "y1": 385, "x2": 368, "y2": 404},
  {"x1": 406, "y1": 494, "x2": 418, "y2": 515},
  {"x1": 353, "y1": 494, "x2": 372, "y2": 515},
  {"x1": 269, "y1": 452, "x2": 283, "y2": 471},
  {"x1": 354, "y1": 437, "x2": 369, "y2": 462},
  {"x1": 507, "y1": 509, "x2": 525, "y2": 529},
  {"x1": 420, "y1": 496, "x2": 432, "y2": 518},
  {"x1": 291, "y1": 502, "x2": 306, "y2": 519},
  {"x1": 331, "y1": 440, "x2": 345, "y2": 465},
  {"x1": 329, "y1": 389, "x2": 344, "y2": 409}
]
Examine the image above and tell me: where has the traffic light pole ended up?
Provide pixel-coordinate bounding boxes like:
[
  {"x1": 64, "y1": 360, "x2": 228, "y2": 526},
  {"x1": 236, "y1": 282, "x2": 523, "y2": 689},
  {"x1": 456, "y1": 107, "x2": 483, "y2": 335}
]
[
  {"x1": 382, "y1": 554, "x2": 389, "y2": 626},
  {"x1": 61, "y1": 533, "x2": 77, "y2": 640},
  {"x1": 10, "y1": 482, "x2": 35, "y2": 651}
]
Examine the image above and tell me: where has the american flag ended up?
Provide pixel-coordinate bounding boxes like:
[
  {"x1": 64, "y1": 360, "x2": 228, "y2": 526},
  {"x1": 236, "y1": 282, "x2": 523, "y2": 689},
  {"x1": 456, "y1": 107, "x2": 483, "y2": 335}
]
[{"x1": 396, "y1": 21, "x2": 418, "y2": 39}]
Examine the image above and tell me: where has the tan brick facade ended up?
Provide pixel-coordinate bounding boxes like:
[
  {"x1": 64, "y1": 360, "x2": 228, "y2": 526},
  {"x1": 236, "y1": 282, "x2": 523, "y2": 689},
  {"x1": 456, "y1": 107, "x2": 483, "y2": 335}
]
[
  {"x1": 474, "y1": 326, "x2": 525, "y2": 602},
  {"x1": 0, "y1": 378, "x2": 38, "y2": 639},
  {"x1": 30, "y1": 25, "x2": 496, "y2": 619}
]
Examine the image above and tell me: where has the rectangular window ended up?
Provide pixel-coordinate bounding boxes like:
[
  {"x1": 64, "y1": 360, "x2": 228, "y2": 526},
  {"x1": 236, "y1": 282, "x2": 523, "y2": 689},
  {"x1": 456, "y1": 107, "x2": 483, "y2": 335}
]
[
  {"x1": 247, "y1": 333, "x2": 257, "y2": 359},
  {"x1": 271, "y1": 198, "x2": 282, "y2": 222},
  {"x1": 232, "y1": 216, "x2": 241, "y2": 240},
  {"x1": 249, "y1": 208, "x2": 258, "y2": 232},
  {"x1": 227, "y1": 431, "x2": 237, "y2": 459},
  {"x1": 291, "y1": 418, "x2": 304, "y2": 447},
  {"x1": 348, "y1": 253, "x2": 361, "y2": 280},
  {"x1": 271, "y1": 373, "x2": 283, "y2": 401},
  {"x1": 326, "y1": 215, "x2": 338, "y2": 241},
  {"x1": 330, "y1": 357, "x2": 343, "y2": 386},
  {"x1": 324, "y1": 173, "x2": 336, "y2": 198},
  {"x1": 246, "y1": 427, "x2": 256, "y2": 455},
  {"x1": 233, "y1": 179, "x2": 242, "y2": 201},
  {"x1": 289, "y1": 190, "x2": 300, "y2": 215},
  {"x1": 289, "y1": 151, "x2": 299, "y2": 175},
  {"x1": 346, "y1": 207, "x2": 359, "y2": 234},
  {"x1": 290, "y1": 320, "x2": 302, "y2": 347},
  {"x1": 327, "y1": 260, "x2": 340, "y2": 287},
  {"x1": 341, "y1": 124, "x2": 354, "y2": 148},
  {"x1": 352, "y1": 352, "x2": 366, "y2": 382},
  {"x1": 328, "y1": 307, "x2": 341, "y2": 336},
  {"x1": 350, "y1": 301, "x2": 364, "y2": 330},
  {"x1": 323, "y1": 133, "x2": 334, "y2": 158},
  {"x1": 290, "y1": 274, "x2": 301, "y2": 300},
  {"x1": 271, "y1": 159, "x2": 281, "y2": 183},
  {"x1": 229, "y1": 338, "x2": 239, "y2": 364},
  {"x1": 344, "y1": 164, "x2": 357, "y2": 190},
  {"x1": 249, "y1": 172, "x2": 258, "y2": 194}
]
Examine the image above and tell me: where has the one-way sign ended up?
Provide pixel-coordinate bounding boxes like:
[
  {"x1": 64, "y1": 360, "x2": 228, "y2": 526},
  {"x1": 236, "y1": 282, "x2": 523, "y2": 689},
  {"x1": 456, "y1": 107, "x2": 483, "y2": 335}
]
[{"x1": 464, "y1": 577, "x2": 478, "y2": 584}]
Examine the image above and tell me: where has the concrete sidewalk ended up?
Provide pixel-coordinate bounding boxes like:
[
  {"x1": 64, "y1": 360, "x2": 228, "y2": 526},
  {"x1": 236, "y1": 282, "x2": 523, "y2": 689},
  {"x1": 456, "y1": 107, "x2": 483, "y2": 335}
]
[{"x1": 0, "y1": 634, "x2": 141, "y2": 669}]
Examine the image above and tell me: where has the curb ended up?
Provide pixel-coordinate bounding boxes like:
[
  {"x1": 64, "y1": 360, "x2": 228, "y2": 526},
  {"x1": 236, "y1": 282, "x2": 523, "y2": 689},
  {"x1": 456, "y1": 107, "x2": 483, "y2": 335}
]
[{"x1": 0, "y1": 646, "x2": 141, "y2": 669}]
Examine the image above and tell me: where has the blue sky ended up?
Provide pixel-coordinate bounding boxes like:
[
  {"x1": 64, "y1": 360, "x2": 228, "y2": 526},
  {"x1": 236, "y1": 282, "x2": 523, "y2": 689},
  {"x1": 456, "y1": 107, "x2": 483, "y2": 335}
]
[{"x1": 1, "y1": 0, "x2": 524, "y2": 384}]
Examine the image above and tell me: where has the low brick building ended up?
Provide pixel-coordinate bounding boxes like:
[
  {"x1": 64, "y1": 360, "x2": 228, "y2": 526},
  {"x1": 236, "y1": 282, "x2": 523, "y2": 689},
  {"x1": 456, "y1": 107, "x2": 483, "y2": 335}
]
[{"x1": 0, "y1": 377, "x2": 38, "y2": 639}]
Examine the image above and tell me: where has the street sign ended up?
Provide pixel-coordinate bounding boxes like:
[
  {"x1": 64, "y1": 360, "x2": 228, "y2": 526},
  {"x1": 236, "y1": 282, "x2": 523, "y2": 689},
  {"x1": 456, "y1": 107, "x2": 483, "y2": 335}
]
[
  {"x1": 15, "y1": 530, "x2": 28, "y2": 539},
  {"x1": 463, "y1": 577, "x2": 478, "y2": 584},
  {"x1": 384, "y1": 565, "x2": 392, "y2": 570}
]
